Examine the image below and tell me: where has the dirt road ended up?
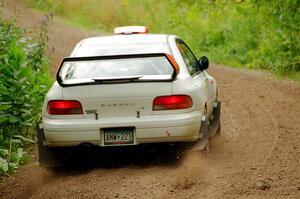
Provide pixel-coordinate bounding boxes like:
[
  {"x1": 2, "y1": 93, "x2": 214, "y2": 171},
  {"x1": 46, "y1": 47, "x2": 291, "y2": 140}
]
[{"x1": 1, "y1": 1, "x2": 300, "y2": 198}]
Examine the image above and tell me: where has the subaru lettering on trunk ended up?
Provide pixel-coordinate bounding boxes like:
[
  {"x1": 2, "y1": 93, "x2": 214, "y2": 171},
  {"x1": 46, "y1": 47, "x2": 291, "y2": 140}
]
[{"x1": 100, "y1": 103, "x2": 136, "y2": 108}]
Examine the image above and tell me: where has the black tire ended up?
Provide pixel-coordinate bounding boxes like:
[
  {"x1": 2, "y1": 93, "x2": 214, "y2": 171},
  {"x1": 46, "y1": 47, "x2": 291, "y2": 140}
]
[
  {"x1": 201, "y1": 115, "x2": 210, "y2": 152},
  {"x1": 208, "y1": 101, "x2": 221, "y2": 138},
  {"x1": 200, "y1": 115, "x2": 209, "y2": 141},
  {"x1": 216, "y1": 121, "x2": 221, "y2": 136},
  {"x1": 37, "y1": 125, "x2": 60, "y2": 167}
]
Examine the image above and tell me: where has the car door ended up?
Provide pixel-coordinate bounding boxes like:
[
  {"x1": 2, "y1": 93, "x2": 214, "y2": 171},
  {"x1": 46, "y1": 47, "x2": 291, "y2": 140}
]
[{"x1": 175, "y1": 40, "x2": 213, "y2": 115}]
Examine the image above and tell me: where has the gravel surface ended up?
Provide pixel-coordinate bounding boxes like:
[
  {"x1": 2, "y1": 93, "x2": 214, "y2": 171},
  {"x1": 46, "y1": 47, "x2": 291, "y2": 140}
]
[{"x1": 1, "y1": 1, "x2": 300, "y2": 198}]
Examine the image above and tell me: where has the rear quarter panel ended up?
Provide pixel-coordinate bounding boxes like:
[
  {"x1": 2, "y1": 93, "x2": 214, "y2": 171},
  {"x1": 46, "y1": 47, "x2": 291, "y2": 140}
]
[{"x1": 167, "y1": 35, "x2": 207, "y2": 113}]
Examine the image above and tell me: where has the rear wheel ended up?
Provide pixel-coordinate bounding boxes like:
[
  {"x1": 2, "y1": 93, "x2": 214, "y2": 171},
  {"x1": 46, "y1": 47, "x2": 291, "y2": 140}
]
[
  {"x1": 200, "y1": 112, "x2": 209, "y2": 138},
  {"x1": 37, "y1": 125, "x2": 60, "y2": 167},
  {"x1": 216, "y1": 121, "x2": 221, "y2": 136},
  {"x1": 201, "y1": 114, "x2": 210, "y2": 153},
  {"x1": 189, "y1": 109, "x2": 210, "y2": 152},
  {"x1": 208, "y1": 101, "x2": 221, "y2": 138}
]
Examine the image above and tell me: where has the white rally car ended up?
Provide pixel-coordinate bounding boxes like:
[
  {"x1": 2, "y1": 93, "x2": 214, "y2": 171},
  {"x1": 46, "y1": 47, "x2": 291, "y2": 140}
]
[{"x1": 38, "y1": 26, "x2": 221, "y2": 166}]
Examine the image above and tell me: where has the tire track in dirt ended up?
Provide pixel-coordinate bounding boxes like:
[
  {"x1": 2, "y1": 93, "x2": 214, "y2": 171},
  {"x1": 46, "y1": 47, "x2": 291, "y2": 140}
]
[{"x1": 1, "y1": 1, "x2": 300, "y2": 199}]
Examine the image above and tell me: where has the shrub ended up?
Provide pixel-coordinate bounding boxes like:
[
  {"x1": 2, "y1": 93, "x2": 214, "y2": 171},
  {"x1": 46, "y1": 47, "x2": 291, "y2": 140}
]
[
  {"x1": 0, "y1": 16, "x2": 52, "y2": 175},
  {"x1": 25, "y1": 0, "x2": 300, "y2": 79}
]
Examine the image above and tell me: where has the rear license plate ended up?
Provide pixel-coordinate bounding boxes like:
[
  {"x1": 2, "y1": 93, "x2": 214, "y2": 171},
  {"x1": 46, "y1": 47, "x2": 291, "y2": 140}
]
[{"x1": 103, "y1": 127, "x2": 134, "y2": 145}]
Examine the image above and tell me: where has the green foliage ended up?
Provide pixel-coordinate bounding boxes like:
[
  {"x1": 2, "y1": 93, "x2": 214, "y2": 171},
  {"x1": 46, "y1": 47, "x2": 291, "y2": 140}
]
[
  {"x1": 0, "y1": 137, "x2": 31, "y2": 175},
  {"x1": 0, "y1": 16, "x2": 52, "y2": 175},
  {"x1": 250, "y1": 0, "x2": 300, "y2": 75},
  {"x1": 25, "y1": 0, "x2": 300, "y2": 80}
]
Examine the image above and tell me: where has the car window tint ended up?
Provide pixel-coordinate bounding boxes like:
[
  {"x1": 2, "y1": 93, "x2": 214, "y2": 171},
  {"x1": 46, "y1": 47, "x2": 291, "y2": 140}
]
[
  {"x1": 176, "y1": 40, "x2": 200, "y2": 76},
  {"x1": 60, "y1": 56, "x2": 174, "y2": 82}
]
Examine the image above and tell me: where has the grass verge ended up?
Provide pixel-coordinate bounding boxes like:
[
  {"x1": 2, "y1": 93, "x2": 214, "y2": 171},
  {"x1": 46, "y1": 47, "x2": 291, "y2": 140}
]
[{"x1": 24, "y1": 0, "x2": 300, "y2": 84}]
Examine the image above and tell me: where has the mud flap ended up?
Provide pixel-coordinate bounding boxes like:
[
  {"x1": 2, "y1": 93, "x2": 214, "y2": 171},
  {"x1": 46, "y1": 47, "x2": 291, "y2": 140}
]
[
  {"x1": 37, "y1": 124, "x2": 60, "y2": 167},
  {"x1": 209, "y1": 101, "x2": 221, "y2": 138},
  {"x1": 190, "y1": 116, "x2": 209, "y2": 152}
]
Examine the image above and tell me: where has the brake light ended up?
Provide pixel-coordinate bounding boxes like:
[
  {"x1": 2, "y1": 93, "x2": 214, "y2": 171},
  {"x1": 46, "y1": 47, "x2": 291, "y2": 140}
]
[
  {"x1": 47, "y1": 100, "x2": 83, "y2": 115},
  {"x1": 153, "y1": 95, "x2": 193, "y2": 111},
  {"x1": 114, "y1": 26, "x2": 149, "y2": 35}
]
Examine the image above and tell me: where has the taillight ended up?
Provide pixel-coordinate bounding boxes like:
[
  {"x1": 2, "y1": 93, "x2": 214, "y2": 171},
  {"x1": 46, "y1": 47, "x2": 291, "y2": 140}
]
[
  {"x1": 153, "y1": 95, "x2": 193, "y2": 111},
  {"x1": 47, "y1": 100, "x2": 83, "y2": 115}
]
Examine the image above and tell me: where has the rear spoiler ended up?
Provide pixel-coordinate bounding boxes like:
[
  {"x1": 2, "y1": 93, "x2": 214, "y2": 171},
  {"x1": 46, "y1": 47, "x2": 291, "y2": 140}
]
[{"x1": 56, "y1": 53, "x2": 180, "y2": 87}]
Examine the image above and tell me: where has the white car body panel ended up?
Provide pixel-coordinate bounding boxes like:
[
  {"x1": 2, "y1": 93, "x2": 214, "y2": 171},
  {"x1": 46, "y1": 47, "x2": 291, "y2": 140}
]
[
  {"x1": 41, "y1": 33, "x2": 218, "y2": 147},
  {"x1": 43, "y1": 111, "x2": 201, "y2": 147}
]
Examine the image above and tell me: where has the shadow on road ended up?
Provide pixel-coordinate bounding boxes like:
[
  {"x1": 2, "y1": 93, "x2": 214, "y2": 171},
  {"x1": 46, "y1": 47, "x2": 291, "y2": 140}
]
[{"x1": 49, "y1": 143, "x2": 193, "y2": 174}]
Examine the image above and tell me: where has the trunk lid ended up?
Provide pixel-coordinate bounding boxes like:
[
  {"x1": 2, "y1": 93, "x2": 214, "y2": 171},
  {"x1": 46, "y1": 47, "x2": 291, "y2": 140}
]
[{"x1": 62, "y1": 82, "x2": 172, "y2": 118}]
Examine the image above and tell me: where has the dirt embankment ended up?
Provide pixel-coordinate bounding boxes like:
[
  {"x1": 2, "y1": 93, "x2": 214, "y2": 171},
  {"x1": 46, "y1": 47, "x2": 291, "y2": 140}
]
[{"x1": 1, "y1": 1, "x2": 300, "y2": 198}]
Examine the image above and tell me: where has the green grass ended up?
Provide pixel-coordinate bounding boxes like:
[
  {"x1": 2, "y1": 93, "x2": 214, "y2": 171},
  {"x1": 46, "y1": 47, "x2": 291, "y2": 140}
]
[{"x1": 24, "y1": 0, "x2": 300, "y2": 83}]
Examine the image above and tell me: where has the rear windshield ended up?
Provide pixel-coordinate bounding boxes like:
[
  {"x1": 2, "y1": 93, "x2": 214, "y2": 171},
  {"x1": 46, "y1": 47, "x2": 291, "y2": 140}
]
[{"x1": 58, "y1": 55, "x2": 174, "y2": 85}]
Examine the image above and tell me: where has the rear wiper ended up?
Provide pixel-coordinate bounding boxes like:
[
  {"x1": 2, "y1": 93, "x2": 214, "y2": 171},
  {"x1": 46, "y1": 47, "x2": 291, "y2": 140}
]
[{"x1": 92, "y1": 76, "x2": 143, "y2": 83}]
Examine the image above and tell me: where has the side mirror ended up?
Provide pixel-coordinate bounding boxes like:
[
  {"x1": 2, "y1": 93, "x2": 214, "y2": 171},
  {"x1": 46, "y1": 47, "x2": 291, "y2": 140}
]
[{"x1": 199, "y1": 56, "x2": 209, "y2": 71}]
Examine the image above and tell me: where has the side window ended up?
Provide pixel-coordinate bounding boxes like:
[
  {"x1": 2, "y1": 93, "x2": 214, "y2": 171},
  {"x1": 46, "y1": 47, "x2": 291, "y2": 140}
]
[{"x1": 176, "y1": 40, "x2": 200, "y2": 76}]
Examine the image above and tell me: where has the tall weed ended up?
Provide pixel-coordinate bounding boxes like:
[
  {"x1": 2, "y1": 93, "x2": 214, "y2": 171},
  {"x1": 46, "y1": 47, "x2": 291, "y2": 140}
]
[{"x1": 0, "y1": 16, "x2": 52, "y2": 175}]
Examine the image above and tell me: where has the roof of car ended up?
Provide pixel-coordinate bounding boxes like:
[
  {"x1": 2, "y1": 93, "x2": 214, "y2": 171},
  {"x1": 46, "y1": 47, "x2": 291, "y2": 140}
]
[
  {"x1": 72, "y1": 34, "x2": 177, "y2": 57},
  {"x1": 79, "y1": 34, "x2": 171, "y2": 47}
]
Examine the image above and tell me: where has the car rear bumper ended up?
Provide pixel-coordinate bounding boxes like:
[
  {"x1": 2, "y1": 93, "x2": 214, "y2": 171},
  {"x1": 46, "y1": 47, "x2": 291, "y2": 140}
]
[{"x1": 42, "y1": 111, "x2": 202, "y2": 147}]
